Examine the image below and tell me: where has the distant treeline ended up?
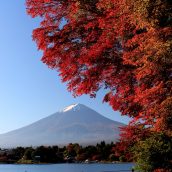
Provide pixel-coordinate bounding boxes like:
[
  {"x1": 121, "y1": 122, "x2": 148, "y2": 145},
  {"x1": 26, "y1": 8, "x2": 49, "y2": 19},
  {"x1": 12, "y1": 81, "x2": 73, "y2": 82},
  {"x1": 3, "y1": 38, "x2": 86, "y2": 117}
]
[{"x1": 0, "y1": 141, "x2": 129, "y2": 164}]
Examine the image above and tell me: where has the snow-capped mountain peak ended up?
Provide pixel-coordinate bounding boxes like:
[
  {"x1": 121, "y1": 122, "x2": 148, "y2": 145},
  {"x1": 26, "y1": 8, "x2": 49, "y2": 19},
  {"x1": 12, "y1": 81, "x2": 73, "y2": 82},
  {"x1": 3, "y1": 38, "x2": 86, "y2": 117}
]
[
  {"x1": 0, "y1": 103, "x2": 125, "y2": 148},
  {"x1": 62, "y1": 103, "x2": 79, "y2": 112}
]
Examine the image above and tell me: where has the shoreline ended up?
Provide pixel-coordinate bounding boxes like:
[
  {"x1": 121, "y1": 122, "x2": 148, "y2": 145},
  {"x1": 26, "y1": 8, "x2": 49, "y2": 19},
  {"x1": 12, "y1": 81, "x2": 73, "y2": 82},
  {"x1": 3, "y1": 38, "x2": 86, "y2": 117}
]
[{"x1": 0, "y1": 162, "x2": 134, "y2": 165}]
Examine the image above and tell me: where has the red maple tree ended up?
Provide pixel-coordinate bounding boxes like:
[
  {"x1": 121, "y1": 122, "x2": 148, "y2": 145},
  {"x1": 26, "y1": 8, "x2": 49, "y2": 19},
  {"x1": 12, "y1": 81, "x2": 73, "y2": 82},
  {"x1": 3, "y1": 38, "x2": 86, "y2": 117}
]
[{"x1": 26, "y1": 0, "x2": 171, "y2": 135}]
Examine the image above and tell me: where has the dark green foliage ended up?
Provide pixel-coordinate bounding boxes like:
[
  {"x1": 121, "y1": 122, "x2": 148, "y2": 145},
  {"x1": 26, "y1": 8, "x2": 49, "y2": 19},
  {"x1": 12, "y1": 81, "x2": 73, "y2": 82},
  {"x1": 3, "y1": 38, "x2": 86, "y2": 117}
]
[
  {"x1": 133, "y1": 133, "x2": 172, "y2": 172},
  {"x1": 24, "y1": 147, "x2": 34, "y2": 160},
  {"x1": 109, "y1": 154, "x2": 118, "y2": 162},
  {"x1": 32, "y1": 146, "x2": 61, "y2": 163},
  {"x1": 12, "y1": 147, "x2": 25, "y2": 160},
  {"x1": 96, "y1": 141, "x2": 113, "y2": 160},
  {"x1": 0, "y1": 141, "x2": 119, "y2": 163},
  {"x1": 119, "y1": 155, "x2": 126, "y2": 162}
]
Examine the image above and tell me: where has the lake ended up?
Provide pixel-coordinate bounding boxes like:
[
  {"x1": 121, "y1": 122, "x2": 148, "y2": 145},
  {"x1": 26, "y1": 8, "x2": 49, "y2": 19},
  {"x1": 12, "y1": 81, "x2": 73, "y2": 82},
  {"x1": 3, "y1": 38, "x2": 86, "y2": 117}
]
[{"x1": 0, "y1": 163, "x2": 134, "y2": 172}]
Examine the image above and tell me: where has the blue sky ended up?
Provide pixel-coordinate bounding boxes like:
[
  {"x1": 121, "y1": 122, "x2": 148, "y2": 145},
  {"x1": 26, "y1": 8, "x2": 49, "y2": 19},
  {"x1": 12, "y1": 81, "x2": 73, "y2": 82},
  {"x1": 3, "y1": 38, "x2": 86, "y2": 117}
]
[{"x1": 0, "y1": 0, "x2": 130, "y2": 134}]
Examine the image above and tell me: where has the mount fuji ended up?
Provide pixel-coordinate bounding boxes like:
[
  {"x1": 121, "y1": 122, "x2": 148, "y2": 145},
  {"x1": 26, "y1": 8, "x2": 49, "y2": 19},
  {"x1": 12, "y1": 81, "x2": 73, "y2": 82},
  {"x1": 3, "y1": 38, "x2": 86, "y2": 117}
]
[{"x1": 0, "y1": 104, "x2": 125, "y2": 148}]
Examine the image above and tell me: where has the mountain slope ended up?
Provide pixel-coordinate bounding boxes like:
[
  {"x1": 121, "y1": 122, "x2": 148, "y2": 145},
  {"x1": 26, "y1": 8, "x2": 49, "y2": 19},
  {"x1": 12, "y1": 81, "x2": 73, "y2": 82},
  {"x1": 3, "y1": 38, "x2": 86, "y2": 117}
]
[{"x1": 0, "y1": 104, "x2": 125, "y2": 147}]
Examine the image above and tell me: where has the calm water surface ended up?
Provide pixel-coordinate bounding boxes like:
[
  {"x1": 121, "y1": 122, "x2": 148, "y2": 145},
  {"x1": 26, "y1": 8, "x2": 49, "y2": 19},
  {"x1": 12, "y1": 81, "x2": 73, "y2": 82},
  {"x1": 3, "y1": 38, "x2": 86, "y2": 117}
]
[{"x1": 0, "y1": 163, "x2": 134, "y2": 172}]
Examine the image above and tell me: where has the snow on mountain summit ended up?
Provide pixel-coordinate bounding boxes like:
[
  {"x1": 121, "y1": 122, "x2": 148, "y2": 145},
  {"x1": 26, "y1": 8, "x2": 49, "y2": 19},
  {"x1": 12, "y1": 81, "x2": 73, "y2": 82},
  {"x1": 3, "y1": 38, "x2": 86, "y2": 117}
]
[{"x1": 63, "y1": 103, "x2": 79, "y2": 112}]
